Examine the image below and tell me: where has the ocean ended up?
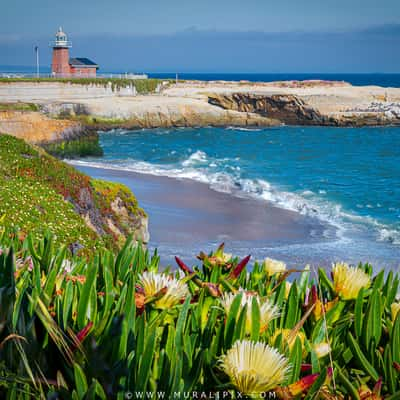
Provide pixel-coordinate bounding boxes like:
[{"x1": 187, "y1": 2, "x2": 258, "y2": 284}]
[
  {"x1": 72, "y1": 126, "x2": 400, "y2": 269},
  {"x1": 2, "y1": 66, "x2": 400, "y2": 88},
  {"x1": 3, "y1": 66, "x2": 398, "y2": 267},
  {"x1": 150, "y1": 73, "x2": 400, "y2": 88}
]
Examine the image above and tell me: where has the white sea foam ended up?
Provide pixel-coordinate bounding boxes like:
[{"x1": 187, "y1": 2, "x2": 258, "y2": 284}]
[
  {"x1": 225, "y1": 126, "x2": 262, "y2": 132},
  {"x1": 68, "y1": 152, "x2": 400, "y2": 246},
  {"x1": 182, "y1": 150, "x2": 208, "y2": 166}
]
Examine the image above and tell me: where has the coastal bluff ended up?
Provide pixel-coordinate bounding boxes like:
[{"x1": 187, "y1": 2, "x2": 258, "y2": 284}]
[
  {"x1": 0, "y1": 134, "x2": 150, "y2": 249},
  {"x1": 0, "y1": 79, "x2": 400, "y2": 144}
]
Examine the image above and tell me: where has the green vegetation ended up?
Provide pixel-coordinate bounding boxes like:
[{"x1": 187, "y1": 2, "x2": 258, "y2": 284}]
[
  {"x1": 0, "y1": 135, "x2": 98, "y2": 249},
  {"x1": 0, "y1": 77, "x2": 163, "y2": 94},
  {"x1": 0, "y1": 134, "x2": 145, "y2": 252},
  {"x1": 42, "y1": 134, "x2": 104, "y2": 158},
  {"x1": 0, "y1": 225, "x2": 399, "y2": 398},
  {"x1": 0, "y1": 102, "x2": 40, "y2": 112},
  {"x1": 62, "y1": 114, "x2": 129, "y2": 127}
]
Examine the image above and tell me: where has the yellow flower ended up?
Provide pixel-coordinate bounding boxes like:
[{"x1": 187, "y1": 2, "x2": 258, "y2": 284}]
[
  {"x1": 221, "y1": 290, "x2": 280, "y2": 334},
  {"x1": 271, "y1": 328, "x2": 306, "y2": 355},
  {"x1": 332, "y1": 263, "x2": 370, "y2": 300},
  {"x1": 313, "y1": 298, "x2": 337, "y2": 320},
  {"x1": 139, "y1": 271, "x2": 189, "y2": 309},
  {"x1": 391, "y1": 302, "x2": 400, "y2": 321},
  {"x1": 264, "y1": 258, "x2": 286, "y2": 276},
  {"x1": 221, "y1": 252, "x2": 233, "y2": 263},
  {"x1": 220, "y1": 340, "x2": 290, "y2": 395},
  {"x1": 313, "y1": 342, "x2": 331, "y2": 358}
]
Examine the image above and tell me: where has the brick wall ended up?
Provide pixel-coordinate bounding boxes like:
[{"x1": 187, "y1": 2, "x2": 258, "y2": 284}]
[
  {"x1": 70, "y1": 67, "x2": 97, "y2": 78},
  {"x1": 51, "y1": 48, "x2": 71, "y2": 76}
]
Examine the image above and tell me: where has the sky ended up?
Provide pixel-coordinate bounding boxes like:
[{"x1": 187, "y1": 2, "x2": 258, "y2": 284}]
[{"x1": 0, "y1": 0, "x2": 399, "y2": 72}]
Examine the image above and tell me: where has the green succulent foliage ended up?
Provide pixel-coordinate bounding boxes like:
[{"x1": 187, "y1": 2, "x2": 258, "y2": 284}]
[{"x1": 0, "y1": 227, "x2": 399, "y2": 399}]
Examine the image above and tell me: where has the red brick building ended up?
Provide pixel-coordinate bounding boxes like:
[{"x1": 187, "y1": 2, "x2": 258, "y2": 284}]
[{"x1": 51, "y1": 27, "x2": 98, "y2": 78}]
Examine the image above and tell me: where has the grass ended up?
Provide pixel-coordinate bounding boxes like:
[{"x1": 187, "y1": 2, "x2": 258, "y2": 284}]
[
  {"x1": 0, "y1": 77, "x2": 163, "y2": 94},
  {"x1": 42, "y1": 134, "x2": 104, "y2": 158},
  {"x1": 0, "y1": 102, "x2": 40, "y2": 112},
  {"x1": 0, "y1": 134, "x2": 145, "y2": 252},
  {"x1": 62, "y1": 114, "x2": 129, "y2": 127}
]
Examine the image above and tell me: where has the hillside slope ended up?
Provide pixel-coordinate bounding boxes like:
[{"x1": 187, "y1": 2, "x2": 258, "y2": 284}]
[{"x1": 0, "y1": 134, "x2": 148, "y2": 252}]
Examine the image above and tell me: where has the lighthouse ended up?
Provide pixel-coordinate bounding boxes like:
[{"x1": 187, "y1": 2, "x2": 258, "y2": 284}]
[
  {"x1": 51, "y1": 27, "x2": 72, "y2": 77},
  {"x1": 50, "y1": 27, "x2": 98, "y2": 78}
]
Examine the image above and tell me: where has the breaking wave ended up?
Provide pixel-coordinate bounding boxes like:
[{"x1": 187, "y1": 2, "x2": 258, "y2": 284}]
[{"x1": 69, "y1": 148, "x2": 400, "y2": 246}]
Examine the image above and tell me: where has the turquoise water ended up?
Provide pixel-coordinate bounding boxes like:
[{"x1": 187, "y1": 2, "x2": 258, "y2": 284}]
[{"x1": 73, "y1": 126, "x2": 400, "y2": 267}]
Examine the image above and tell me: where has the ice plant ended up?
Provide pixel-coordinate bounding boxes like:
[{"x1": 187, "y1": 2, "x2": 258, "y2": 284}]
[
  {"x1": 264, "y1": 258, "x2": 286, "y2": 277},
  {"x1": 391, "y1": 302, "x2": 400, "y2": 321},
  {"x1": 139, "y1": 271, "x2": 171, "y2": 297},
  {"x1": 61, "y1": 259, "x2": 73, "y2": 273},
  {"x1": 313, "y1": 342, "x2": 331, "y2": 358},
  {"x1": 175, "y1": 256, "x2": 194, "y2": 274},
  {"x1": 229, "y1": 255, "x2": 251, "y2": 279},
  {"x1": 271, "y1": 328, "x2": 306, "y2": 354},
  {"x1": 220, "y1": 340, "x2": 290, "y2": 395},
  {"x1": 284, "y1": 282, "x2": 292, "y2": 300},
  {"x1": 332, "y1": 262, "x2": 370, "y2": 300},
  {"x1": 76, "y1": 321, "x2": 93, "y2": 344},
  {"x1": 276, "y1": 368, "x2": 333, "y2": 398},
  {"x1": 221, "y1": 290, "x2": 280, "y2": 334},
  {"x1": 138, "y1": 271, "x2": 189, "y2": 309}
]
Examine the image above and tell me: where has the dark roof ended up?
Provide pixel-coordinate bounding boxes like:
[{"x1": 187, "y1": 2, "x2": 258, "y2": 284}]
[{"x1": 69, "y1": 57, "x2": 98, "y2": 68}]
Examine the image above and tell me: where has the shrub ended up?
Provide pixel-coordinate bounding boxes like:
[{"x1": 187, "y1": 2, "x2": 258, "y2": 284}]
[{"x1": 0, "y1": 229, "x2": 399, "y2": 399}]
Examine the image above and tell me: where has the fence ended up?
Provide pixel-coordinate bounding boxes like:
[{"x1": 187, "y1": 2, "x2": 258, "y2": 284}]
[{"x1": 0, "y1": 72, "x2": 149, "y2": 80}]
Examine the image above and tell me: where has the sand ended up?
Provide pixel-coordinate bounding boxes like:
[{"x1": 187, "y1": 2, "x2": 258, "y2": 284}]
[{"x1": 76, "y1": 164, "x2": 334, "y2": 266}]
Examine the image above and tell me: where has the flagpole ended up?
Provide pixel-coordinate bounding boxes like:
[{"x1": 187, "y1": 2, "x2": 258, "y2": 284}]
[{"x1": 35, "y1": 46, "x2": 40, "y2": 78}]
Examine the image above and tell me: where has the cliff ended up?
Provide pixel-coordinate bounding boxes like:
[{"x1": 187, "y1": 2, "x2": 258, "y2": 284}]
[
  {"x1": 0, "y1": 108, "x2": 87, "y2": 142},
  {"x1": 208, "y1": 93, "x2": 326, "y2": 125},
  {"x1": 1, "y1": 80, "x2": 400, "y2": 147},
  {"x1": 0, "y1": 134, "x2": 149, "y2": 252},
  {"x1": 207, "y1": 92, "x2": 400, "y2": 126}
]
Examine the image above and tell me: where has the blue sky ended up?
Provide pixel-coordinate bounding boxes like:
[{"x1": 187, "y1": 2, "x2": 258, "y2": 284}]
[{"x1": 1, "y1": 0, "x2": 399, "y2": 72}]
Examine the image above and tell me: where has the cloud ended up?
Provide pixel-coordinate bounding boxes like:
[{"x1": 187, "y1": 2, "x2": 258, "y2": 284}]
[{"x1": 1, "y1": 24, "x2": 399, "y2": 72}]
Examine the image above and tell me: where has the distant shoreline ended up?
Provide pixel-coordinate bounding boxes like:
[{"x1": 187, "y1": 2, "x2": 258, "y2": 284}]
[
  {"x1": 1, "y1": 78, "x2": 400, "y2": 148},
  {"x1": 1, "y1": 67, "x2": 400, "y2": 87}
]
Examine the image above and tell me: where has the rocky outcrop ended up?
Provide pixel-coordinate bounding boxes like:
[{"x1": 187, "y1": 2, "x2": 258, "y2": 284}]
[
  {"x1": 73, "y1": 182, "x2": 149, "y2": 246},
  {"x1": 42, "y1": 100, "x2": 280, "y2": 129},
  {"x1": 207, "y1": 93, "x2": 400, "y2": 126},
  {"x1": 0, "y1": 109, "x2": 86, "y2": 144},
  {"x1": 208, "y1": 93, "x2": 326, "y2": 125}
]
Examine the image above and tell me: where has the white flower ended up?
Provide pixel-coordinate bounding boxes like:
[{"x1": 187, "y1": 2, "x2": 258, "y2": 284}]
[
  {"x1": 61, "y1": 259, "x2": 73, "y2": 273},
  {"x1": 332, "y1": 263, "x2": 370, "y2": 300},
  {"x1": 139, "y1": 271, "x2": 189, "y2": 309},
  {"x1": 220, "y1": 340, "x2": 290, "y2": 395},
  {"x1": 264, "y1": 258, "x2": 286, "y2": 276},
  {"x1": 313, "y1": 342, "x2": 331, "y2": 358},
  {"x1": 221, "y1": 290, "x2": 280, "y2": 334}
]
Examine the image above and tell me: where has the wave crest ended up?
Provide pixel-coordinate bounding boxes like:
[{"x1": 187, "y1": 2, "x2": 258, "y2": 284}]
[{"x1": 69, "y1": 151, "x2": 400, "y2": 246}]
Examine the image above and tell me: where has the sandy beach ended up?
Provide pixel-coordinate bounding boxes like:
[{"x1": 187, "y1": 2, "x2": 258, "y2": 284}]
[{"x1": 76, "y1": 164, "x2": 335, "y2": 267}]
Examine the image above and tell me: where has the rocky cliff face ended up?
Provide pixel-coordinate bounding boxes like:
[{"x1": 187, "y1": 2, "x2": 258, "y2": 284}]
[
  {"x1": 208, "y1": 93, "x2": 327, "y2": 125},
  {"x1": 0, "y1": 110, "x2": 86, "y2": 144},
  {"x1": 42, "y1": 100, "x2": 280, "y2": 129},
  {"x1": 207, "y1": 93, "x2": 400, "y2": 126}
]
